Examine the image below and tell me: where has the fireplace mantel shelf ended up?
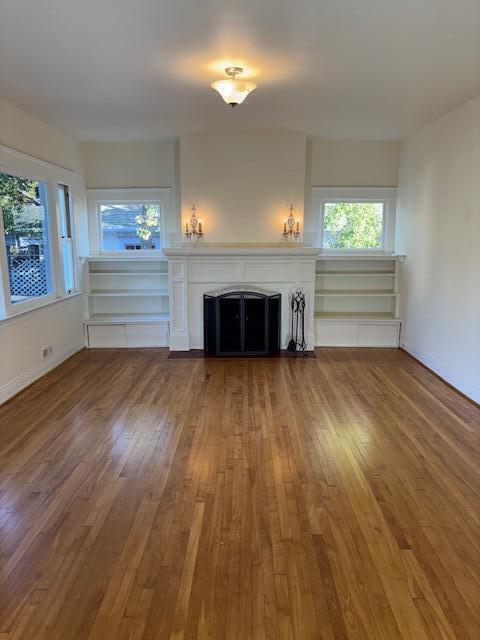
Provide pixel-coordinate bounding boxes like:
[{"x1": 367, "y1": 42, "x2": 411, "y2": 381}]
[
  {"x1": 163, "y1": 245, "x2": 321, "y2": 258},
  {"x1": 163, "y1": 246, "x2": 403, "y2": 260}
]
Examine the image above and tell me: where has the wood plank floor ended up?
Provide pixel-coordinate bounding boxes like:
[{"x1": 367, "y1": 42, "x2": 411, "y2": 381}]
[{"x1": 0, "y1": 348, "x2": 479, "y2": 639}]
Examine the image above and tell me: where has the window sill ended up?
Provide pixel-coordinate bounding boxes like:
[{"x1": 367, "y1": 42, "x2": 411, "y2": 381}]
[{"x1": 0, "y1": 292, "x2": 85, "y2": 326}]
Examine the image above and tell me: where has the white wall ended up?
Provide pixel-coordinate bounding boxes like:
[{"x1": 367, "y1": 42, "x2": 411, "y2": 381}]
[
  {"x1": 396, "y1": 94, "x2": 480, "y2": 403},
  {"x1": 0, "y1": 296, "x2": 86, "y2": 403},
  {"x1": 180, "y1": 132, "x2": 307, "y2": 243},
  {"x1": 309, "y1": 138, "x2": 400, "y2": 187},
  {"x1": 81, "y1": 141, "x2": 177, "y2": 189},
  {"x1": 0, "y1": 98, "x2": 88, "y2": 403},
  {"x1": 1, "y1": 99, "x2": 84, "y2": 171},
  {"x1": 81, "y1": 135, "x2": 399, "y2": 247},
  {"x1": 81, "y1": 141, "x2": 179, "y2": 252}
]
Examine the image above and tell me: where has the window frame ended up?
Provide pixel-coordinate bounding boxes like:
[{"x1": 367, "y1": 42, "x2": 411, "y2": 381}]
[
  {"x1": 311, "y1": 187, "x2": 397, "y2": 253},
  {"x1": 0, "y1": 147, "x2": 79, "y2": 319},
  {"x1": 57, "y1": 182, "x2": 77, "y2": 295},
  {"x1": 0, "y1": 166, "x2": 59, "y2": 315},
  {"x1": 87, "y1": 188, "x2": 172, "y2": 256}
]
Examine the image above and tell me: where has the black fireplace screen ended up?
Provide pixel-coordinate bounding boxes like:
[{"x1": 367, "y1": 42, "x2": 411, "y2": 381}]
[{"x1": 204, "y1": 289, "x2": 281, "y2": 356}]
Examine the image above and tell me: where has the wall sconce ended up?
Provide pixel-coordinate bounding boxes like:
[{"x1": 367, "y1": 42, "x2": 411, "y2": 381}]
[
  {"x1": 283, "y1": 204, "x2": 300, "y2": 241},
  {"x1": 184, "y1": 203, "x2": 204, "y2": 241}
]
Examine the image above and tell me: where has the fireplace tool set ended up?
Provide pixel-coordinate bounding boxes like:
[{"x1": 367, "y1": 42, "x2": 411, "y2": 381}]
[{"x1": 287, "y1": 289, "x2": 306, "y2": 352}]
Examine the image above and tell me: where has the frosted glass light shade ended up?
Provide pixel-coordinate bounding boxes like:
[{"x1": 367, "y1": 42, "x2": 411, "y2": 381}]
[{"x1": 211, "y1": 78, "x2": 257, "y2": 106}]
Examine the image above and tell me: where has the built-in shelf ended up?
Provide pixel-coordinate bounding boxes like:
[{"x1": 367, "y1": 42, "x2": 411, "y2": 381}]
[
  {"x1": 85, "y1": 256, "x2": 170, "y2": 347},
  {"x1": 85, "y1": 313, "x2": 169, "y2": 325},
  {"x1": 90, "y1": 271, "x2": 167, "y2": 276},
  {"x1": 89, "y1": 289, "x2": 169, "y2": 297},
  {"x1": 81, "y1": 254, "x2": 168, "y2": 262},
  {"x1": 314, "y1": 255, "x2": 403, "y2": 346},
  {"x1": 316, "y1": 253, "x2": 405, "y2": 261},
  {"x1": 316, "y1": 271, "x2": 394, "y2": 276},
  {"x1": 315, "y1": 289, "x2": 397, "y2": 297},
  {"x1": 315, "y1": 312, "x2": 398, "y2": 320}
]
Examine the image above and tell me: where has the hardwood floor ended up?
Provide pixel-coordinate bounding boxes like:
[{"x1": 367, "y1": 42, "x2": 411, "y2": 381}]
[{"x1": 0, "y1": 348, "x2": 479, "y2": 639}]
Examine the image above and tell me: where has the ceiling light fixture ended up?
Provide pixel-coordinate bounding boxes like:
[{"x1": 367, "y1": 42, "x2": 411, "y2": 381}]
[{"x1": 211, "y1": 66, "x2": 257, "y2": 107}]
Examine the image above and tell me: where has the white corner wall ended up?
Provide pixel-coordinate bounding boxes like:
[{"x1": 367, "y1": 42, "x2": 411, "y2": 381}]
[
  {"x1": 0, "y1": 98, "x2": 88, "y2": 403},
  {"x1": 396, "y1": 94, "x2": 480, "y2": 403},
  {"x1": 309, "y1": 138, "x2": 400, "y2": 187},
  {"x1": 81, "y1": 140, "x2": 177, "y2": 189}
]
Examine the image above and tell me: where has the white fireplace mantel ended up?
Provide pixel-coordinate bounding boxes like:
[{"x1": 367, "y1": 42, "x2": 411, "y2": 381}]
[
  {"x1": 163, "y1": 245, "x2": 320, "y2": 351},
  {"x1": 163, "y1": 245, "x2": 321, "y2": 258}
]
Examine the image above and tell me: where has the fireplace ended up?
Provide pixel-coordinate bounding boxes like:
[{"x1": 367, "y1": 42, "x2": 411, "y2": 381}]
[
  {"x1": 204, "y1": 287, "x2": 281, "y2": 356},
  {"x1": 163, "y1": 246, "x2": 318, "y2": 351}
]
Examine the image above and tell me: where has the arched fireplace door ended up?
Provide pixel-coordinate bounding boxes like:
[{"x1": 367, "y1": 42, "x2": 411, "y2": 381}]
[{"x1": 203, "y1": 287, "x2": 281, "y2": 356}]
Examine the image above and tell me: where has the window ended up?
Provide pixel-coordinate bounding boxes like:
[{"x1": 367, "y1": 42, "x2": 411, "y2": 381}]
[
  {"x1": 87, "y1": 188, "x2": 173, "y2": 255},
  {"x1": 0, "y1": 171, "x2": 53, "y2": 304},
  {"x1": 311, "y1": 187, "x2": 396, "y2": 252},
  {"x1": 324, "y1": 202, "x2": 384, "y2": 249},
  {"x1": 99, "y1": 202, "x2": 162, "y2": 251},
  {"x1": 58, "y1": 184, "x2": 75, "y2": 293}
]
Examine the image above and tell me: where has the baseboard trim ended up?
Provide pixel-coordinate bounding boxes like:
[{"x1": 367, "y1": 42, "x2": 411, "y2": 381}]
[
  {"x1": 399, "y1": 347, "x2": 480, "y2": 409},
  {"x1": 169, "y1": 335, "x2": 190, "y2": 351},
  {"x1": 0, "y1": 341, "x2": 85, "y2": 406}
]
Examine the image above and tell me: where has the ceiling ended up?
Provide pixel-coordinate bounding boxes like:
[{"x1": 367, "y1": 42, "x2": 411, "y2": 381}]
[{"x1": 1, "y1": 0, "x2": 479, "y2": 142}]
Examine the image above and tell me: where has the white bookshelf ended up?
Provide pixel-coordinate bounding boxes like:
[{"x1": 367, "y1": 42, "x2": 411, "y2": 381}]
[
  {"x1": 84, "y1": 256, "x2": 170, "y2": 347},
  {"x1": 89, "y1": 289, "x2": 169, "y2": 297},
  {"x1": 314, "y1": 255, "x2": 403, "y2": 346}
]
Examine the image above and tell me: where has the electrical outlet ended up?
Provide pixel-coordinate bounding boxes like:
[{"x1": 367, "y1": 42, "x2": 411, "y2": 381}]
[{"x1": 42, "y1": 346, "x2": 53, "y2": 358}]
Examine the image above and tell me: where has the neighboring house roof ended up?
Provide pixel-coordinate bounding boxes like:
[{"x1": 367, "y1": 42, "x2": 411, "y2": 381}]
[
  {"x1": 100, "y1": 205, "x2": 160, "y2": 232},
  {"x1": 101, "y1": 205, "x2": 143, "y2": 230},
  {"x1": 102, "y1": 227, "x2": 141, "y2": 234}
]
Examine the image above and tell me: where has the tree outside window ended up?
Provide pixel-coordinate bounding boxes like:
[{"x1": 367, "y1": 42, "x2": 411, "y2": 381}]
[
  {"x1": 324, "y1": 202, "x2": 383, "y2": 249},
  {"x1": 135, "y1": 205, "x2": 161, "y2": 249},
  {"x1": 0, "y1": 173, "x2": 43, "y2": 242}
]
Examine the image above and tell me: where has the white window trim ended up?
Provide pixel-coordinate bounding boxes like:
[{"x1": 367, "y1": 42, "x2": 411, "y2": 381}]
[
  {"x1": 0, "y1": 166, "x2": 71, "y2": 317},
  {"x1": 57, "y1": 182, "x2": 78, "y2": 295},
  {"x1": 87, "y1": 188, "x2": 173, "y2": 256},
  {"x1": 0, "y1": 143, "x2": 80, "y2": 319},
  {"x1": 310, "y1": 187, "x2": 397, "y2": 254}
]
